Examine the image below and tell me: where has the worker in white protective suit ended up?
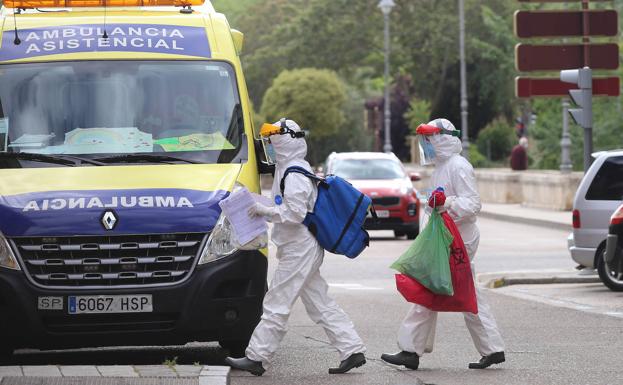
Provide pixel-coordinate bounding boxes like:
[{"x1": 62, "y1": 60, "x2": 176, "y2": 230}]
[
  {"x1": 225, "y1": 119, "x2": 367, "y2": 376},
  {"x1": 381, "y1": 118, "x2": 505, "y2": 370}
]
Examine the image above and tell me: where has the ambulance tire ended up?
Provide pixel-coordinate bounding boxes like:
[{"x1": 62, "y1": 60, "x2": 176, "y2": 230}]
[{"x1": 219, "y1": 339, "x2": 250, "y2": 358}]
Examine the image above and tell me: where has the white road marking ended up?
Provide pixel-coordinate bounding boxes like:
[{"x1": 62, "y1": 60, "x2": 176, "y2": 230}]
[{"x1": 329, "y1": 283, "x2": 384, "y2": 291}]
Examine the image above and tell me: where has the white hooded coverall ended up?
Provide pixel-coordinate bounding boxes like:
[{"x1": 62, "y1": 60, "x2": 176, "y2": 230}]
[
  {"x1": 245, "y1": 120, "x2": 366, "y2": 366},
  {"x1": 397, "y1": 118, "x2": 505, "y2": 357}
]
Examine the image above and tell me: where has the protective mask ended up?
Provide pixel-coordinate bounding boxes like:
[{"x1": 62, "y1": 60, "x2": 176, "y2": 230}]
[{"x1": 263, "y1": 138, "x2": 277, "y2": 165}]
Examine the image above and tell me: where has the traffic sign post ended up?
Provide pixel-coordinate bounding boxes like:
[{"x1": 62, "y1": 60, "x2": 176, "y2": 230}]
[
  {"x1": 516, "y1": 43, "x2": 619, "y2": 72},
  {"x1": 515, "y1": 10, "x2": 618, "y2": 38},
  {"x1": 561, "y1": 67, "x2": 593, "y2": 171},
  {"x1": 515, "y1": 0, "x2": 619, "y2": 173},
  {"x1": 515, "y1": 77, "x2": 619, "y2": 98}
]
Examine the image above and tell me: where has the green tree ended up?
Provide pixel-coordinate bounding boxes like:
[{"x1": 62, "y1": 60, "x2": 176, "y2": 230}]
[
  {"x1": 211, "y1": 0, "x2": 261, "y2": 26},
  {"x1": 233, "y1": 0, "x2": 382, "y2": 105},
  {"x1": 405, "y1": 98, "x2": 432, "y2": 132},
  {"x1": 393, "y1": 1, "x2": 516, "y2": 137},
  {"x1": 475, "y1": 117, "x2": 515, "y2": 162},
  {"x1": 530, "y1": 96, "x2": 623, "y2": 171},
  {"x1": 260, "y1": 68, "x2": 347, "y2": 165}
]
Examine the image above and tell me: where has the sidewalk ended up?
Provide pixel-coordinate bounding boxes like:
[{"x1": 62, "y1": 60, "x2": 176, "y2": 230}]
[
  {"x1": 480, "y1": 202, "x2": 571, "y2": 231},
  {"x1": 0, "y1": 365, "x2": 229, "y2": 385},
  {"x1": 475, "y1": 202, "x2": 598, "y2": 287}
]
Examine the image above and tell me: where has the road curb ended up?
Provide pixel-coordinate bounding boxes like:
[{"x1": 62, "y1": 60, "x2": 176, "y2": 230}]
[
  {"x1": 0, "y1": 365, "x2": 230, "y2": 385},
  {"x1": 479, "y1": 210, "x2": 571, "y2": 232},
  {"x1": 479, "y1": 273, "x2": 601, "y2": 289}
]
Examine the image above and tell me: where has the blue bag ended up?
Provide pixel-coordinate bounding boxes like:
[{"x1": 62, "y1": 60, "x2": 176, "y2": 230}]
[{"x1": 280, "y1": 166, "x2": 374, "y2": 259}]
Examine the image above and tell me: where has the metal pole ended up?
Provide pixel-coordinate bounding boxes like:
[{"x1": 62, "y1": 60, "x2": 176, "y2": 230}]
[
  {"x1": 459, "y1": 0, "x2": 470, "y2": 158},
  {"x1": 560, "y1": 99, "x2": 573, "y2": 173},
  {"x1": 582, "y1": 0, "x2": 590, "y2": 67},
  {"x1": 582, "y1": 0, "x2": 593, "y2": 171},
  {"x1": 383, "y1": 11, "x2": 393, "y2": 153}
]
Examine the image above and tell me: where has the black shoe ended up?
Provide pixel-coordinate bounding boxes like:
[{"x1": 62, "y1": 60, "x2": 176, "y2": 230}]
[
  {"x1": 328, "y1": 352, "x2": 366, "y2": 374},
  {"x1": 224, "y1": 356, "x2": 266, "y2": 376},
  {"x1": 468, "y1": 351, "x2": 505, "y2": 369},
  {"x1": 380, "y1": 351, "x2": 419, "y2": 370}
]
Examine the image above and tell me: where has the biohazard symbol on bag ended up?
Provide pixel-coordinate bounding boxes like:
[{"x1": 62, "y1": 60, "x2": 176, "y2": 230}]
[
  {"x1": 395, "y1": 211, "x2": 478, "y2": 314},
  {"x1": 452, "y1": 247, "x2": 468, "y2": 266}
]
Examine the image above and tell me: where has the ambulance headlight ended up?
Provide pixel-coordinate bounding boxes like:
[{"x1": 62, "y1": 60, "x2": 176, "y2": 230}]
[
  {"x1": 0, "y1": 232, "x2": 20, "y2": 270},
  {"x1": 198, "y1": 214, "x2": 238, "y2": 265},
  {"x1": 198, "y1": 182, "x2": 268, "y2": 265},
  {"x1": 199, "y1": 182, "x2": 243, "y2": 265}
]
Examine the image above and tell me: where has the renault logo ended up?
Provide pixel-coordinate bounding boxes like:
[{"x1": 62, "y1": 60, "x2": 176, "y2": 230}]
[{"x1": 101, "y1": 211, "x2": 118, "y2": 230}]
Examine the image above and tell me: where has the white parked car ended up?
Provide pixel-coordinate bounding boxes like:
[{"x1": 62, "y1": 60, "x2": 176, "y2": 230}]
[{"x1": 568, "y1": 150, "x2": 623, "y2": 290}]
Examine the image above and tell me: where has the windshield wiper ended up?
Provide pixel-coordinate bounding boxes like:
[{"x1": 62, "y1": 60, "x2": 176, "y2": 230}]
[
  {"x1": 93, "y1": 154, "x2": 201, "y2": 164},
  {"x1": 0, "y1": 152, "x2": 106, "y2": 167}
]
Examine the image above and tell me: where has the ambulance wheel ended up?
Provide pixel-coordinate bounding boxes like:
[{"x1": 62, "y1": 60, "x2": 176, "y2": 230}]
[{"x1": 219, "y1": 339, "x2": 250, "y2": 358}]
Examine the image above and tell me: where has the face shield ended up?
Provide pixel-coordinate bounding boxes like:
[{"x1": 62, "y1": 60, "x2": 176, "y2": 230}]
[
  {"x1": 415, "y1": 123, "x2": 461, "y2": 166},
  {"x1": 259, "y1": 119, "x2": 306, "y2": 165},
  {"x1": 418, "y1": 135, "x2": 436, "y2": 165}
]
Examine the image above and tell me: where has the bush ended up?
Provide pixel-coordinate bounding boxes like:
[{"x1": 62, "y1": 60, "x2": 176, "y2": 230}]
[
  {"x1": 475, "y1": 118, "x2": 515, "y2": 162},
  {"x1": 260, "y1": 68, "x2": 347, "y2": 165},
  {"x1": 405, "y1": 98, "x2": 432, "y2": 133},
  {"x1": 468, "y1": 145, "x2": 489, "y2": 168}
]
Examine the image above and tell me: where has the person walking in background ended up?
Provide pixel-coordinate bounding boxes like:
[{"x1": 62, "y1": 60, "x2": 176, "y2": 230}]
[
  {"x1": 510, "y1": 137, "x2": 528, "y2": 171},
  {"x1": 381, "y1": 118, "x2": 505, "y2": 371}
]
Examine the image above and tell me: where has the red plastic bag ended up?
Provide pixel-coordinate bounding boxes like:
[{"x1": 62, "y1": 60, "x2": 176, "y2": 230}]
[{"x1": 395, "y1": 212, "x2": 478, "y2": 314}]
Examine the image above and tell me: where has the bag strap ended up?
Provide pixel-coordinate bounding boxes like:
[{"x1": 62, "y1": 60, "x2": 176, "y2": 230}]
[
  {"x1": 369, "y1": 204, "x2": 379, "y2": 223},
  {"x1": 331, "y1": 192, "x2": 365, "y2": 253},
  {"x1": 279, "y1": 166, "x2": 325, "y2": 196}
]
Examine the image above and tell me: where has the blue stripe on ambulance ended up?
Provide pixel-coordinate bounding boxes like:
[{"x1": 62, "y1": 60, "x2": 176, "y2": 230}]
[{"x1": 0, "y1": 188, "x2": 227, "y2": 237}]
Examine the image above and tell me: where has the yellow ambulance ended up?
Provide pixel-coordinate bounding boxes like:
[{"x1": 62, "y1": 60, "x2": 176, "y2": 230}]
[{"x1": 0, "y1": 0, "x2": 270, "y2": 360}]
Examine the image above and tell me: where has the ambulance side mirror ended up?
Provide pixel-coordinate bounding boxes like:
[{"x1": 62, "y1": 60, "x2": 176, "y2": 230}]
[
  {"x1": 231, "y1": 29, "x2": 244, "y2": 55},
  {"x1": 254, "y1": 139, "x2": 275, "y2": 175},
  {"x1": 259, "y1": 161, "x2": 275, "y2": 176}
]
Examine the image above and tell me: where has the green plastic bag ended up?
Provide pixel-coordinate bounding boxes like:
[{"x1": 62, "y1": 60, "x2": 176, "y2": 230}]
[{"x1": 390, "y1": 210, "x2": 454, "y2": 295}]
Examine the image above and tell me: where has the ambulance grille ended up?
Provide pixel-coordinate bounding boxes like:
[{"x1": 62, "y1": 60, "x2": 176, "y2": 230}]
[{"x1": 10, "y1": 233, "x2": 207, "y2": 289}]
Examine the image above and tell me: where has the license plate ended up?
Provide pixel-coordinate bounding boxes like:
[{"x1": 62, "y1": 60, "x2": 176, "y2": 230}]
[
  {"x1": 369, "y1": 210, "x2": 390, "y2": 218},
  {"x1": 376, "y1": 210, "x2": 390, "y2": 218},
  {"x1": 68, "y1": 295, "x2": 152, "y2": 314}
]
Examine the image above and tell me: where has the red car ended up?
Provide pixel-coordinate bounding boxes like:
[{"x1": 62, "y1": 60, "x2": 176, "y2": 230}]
[{"x1": 325, "y1": 152, "x2": 420, "y2": 239}]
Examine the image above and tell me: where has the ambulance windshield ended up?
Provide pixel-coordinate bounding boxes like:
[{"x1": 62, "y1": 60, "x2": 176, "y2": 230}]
[{"x1": 0, "y1": 61, "x2": 245, "y2": 166}]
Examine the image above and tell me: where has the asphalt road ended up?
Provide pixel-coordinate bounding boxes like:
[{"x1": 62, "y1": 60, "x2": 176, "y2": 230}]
[
  {"x1": 230, "y1": 217, "x2": 621, "y2": 385},
  {"x1": 9, "y1": 217, "x2": 623, "y2": 385}
]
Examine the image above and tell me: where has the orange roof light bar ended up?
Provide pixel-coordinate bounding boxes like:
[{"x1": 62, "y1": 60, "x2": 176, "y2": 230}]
[{"x1": 6, "y1": 0, "x2": 204, "y2": 8}]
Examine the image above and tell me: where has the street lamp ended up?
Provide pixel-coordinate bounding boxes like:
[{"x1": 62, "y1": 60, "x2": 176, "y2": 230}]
[
  {"x1": 378, "y1": 0, "x2": 395, "y2": 153},
  {"x1": 458, "y1": 0, "x2": 470, "y2": 158}
]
